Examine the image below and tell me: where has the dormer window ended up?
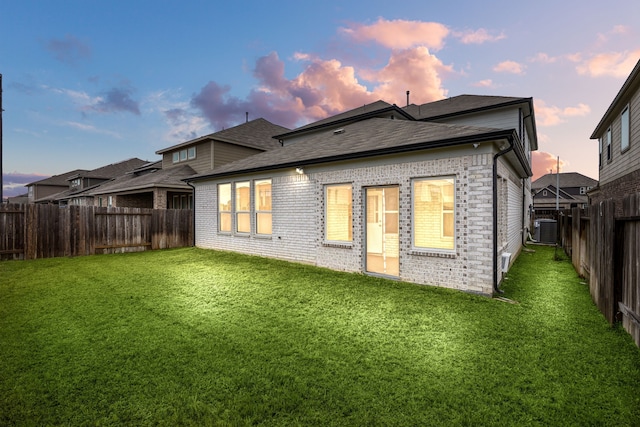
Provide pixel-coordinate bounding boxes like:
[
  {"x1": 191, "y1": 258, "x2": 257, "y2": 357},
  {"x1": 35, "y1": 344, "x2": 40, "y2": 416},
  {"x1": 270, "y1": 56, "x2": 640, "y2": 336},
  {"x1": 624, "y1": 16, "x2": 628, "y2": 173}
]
[
  {"x1": 70, "y1": 178, "x2": 81, "y2": 190},
  {"x1": 172, "y1": 147, "x2": 196, "y2": 163}
]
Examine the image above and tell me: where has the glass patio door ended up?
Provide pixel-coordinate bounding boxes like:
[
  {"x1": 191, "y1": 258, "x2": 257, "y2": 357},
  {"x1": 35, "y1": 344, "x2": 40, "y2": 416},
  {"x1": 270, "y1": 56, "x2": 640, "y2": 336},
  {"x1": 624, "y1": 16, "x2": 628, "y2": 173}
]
[{"x1": 365, "y1": 186, "x2": 399, "y2": 277}]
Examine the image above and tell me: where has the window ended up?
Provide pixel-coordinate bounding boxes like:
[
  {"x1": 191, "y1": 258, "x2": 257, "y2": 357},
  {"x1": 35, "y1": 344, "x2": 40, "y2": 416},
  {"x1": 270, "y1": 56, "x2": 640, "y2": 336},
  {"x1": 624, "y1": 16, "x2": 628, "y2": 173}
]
[
  {"x1": 543, "y1": 190, "x2": 548, "y2": 197},
  {"x1": 325, "y1": 184, "x2": 352, "y2": 242},
  {"x1": 621, "y1": 105, "x2": 630, "y2": 152},
  {"x1": 606, "y1": 127, "x2": 612, "y2": 161},
  {"x1": 413, "y1": 177, "x2": 455, "y2": 251},
  {"x1": 173, "y1": 147, "x2": 196, "y2": 163},
  {"x1": 599, "y1": 137, "x2": 602, "y2": 168},
  {"x1": 218, "y1": 183, "x2": 232, "y2": 232},
  {"x1": 580, "y1": 187, "x2": 586, "y2": 195},
  {"x1": 235, "y1": 181, "x2": 251, "y2": 233},
  {"x1": 107, "y1": 196, "x2": 113, "y2": 207},
  {"x1": 255, "y1": 179, "x2": 272, "y2": 235},
  {"x1": 70, "y1": 178, "x2": 81, "y2": 190}
]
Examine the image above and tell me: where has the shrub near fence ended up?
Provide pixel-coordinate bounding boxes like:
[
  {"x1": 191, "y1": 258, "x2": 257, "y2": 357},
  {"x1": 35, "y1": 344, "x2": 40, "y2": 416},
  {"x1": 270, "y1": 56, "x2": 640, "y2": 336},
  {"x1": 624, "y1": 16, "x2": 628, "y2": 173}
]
[
  {"x1": 0, "y1": 204, "x2": 193, "y2": 261},
  {"x1": 559, "y1": 193, "x2": 640, "y2": 347}
]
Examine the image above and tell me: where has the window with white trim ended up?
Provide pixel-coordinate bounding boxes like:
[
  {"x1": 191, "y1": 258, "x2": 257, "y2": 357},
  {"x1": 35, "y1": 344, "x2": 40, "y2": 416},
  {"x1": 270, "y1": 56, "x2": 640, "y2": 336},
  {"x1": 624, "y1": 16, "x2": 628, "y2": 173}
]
[
  {"x1": 606, "y1": 127, "x2": 612, "y2": 161},
  {"x1": 172, "y1": 147, "x2": 197, "y2": 163},
  {"x1": 621, "y1": 105, "x2": 630, "y2": 152},
  {"x1": 235, "y1": 181, "x2": 251, "y2": 233},
  {"x1": 218, "y1": 183, "x2": 232, "y2": 232},
  {"x1": 325, "y1": 184, "x2": 352, "y2": 242},
  {"x1": 413, "y1": 177, "x2": 455, "y2": 251},
  {"x1": 255, "y1": 179, "x2": 272, "y2": 235}
]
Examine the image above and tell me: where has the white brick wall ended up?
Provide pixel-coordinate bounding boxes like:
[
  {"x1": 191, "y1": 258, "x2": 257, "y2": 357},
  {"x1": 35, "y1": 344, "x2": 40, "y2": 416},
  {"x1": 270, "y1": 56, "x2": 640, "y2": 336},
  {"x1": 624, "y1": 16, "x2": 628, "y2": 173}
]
[{"x1": 194, "y1": 152, "x2": 503, "y2": 295}]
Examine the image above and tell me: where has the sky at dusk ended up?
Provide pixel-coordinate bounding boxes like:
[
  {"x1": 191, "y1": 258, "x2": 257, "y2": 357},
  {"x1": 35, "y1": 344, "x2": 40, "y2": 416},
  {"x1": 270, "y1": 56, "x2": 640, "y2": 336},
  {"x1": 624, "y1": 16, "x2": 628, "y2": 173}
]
[{"x1": 2, "y1": 0, "x2": 640, "y2": 198}]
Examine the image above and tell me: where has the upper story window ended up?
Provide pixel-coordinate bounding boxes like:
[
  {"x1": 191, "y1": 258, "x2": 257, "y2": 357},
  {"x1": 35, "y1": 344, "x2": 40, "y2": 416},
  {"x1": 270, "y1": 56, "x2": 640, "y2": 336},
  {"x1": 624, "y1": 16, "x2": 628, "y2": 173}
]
[
  {"x1": 172, "y1": 146, "x2": 196, "y2": 163},
  {"x1": 621, "y1": 105, "x2": 630, "y2": 153},
  {"x1": 606, "y1": 127, "x2": 612, "y2": 161},
  {"x1": 599, "y1": 137, "x2": 602, "y2": 168},
  {"x1": 70, "y1": 178, "x2": 81, "y2": 190}
]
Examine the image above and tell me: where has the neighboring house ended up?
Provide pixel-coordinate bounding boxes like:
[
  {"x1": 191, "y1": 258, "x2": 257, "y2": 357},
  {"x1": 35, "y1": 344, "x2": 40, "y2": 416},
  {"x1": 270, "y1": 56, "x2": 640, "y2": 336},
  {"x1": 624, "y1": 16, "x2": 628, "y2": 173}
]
[
  {"x1": 589, "y1": 58, "x2": 640, "y2": 215},
  {"x1": 532, "y1": 172, "x2": 598, "y2": 217},
  {"x1": 55, "y1": 158, "x2": 148, "y2": 206},
  {"x1": 6, "y1": 194, "x2": 29, "y2": 204},
  {"x1": 26, "y1": 169, "x2": 88, "y2": 204},
  {"x1": 186, "y1": 95, "x2": 538, "y2": 296},
  {"x1": 90, "y1": 118, "x2": 289, "y2": 209}
]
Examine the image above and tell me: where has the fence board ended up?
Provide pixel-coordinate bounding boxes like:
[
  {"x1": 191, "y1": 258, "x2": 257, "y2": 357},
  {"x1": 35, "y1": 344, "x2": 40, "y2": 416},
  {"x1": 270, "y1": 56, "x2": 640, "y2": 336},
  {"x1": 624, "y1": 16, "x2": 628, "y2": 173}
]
[
  {"x1": 620, "y1": 194, "x2": 640, "y2": 346},
  {"x1": 0, "y1": 205, "x2": 193, "y2": 261}
]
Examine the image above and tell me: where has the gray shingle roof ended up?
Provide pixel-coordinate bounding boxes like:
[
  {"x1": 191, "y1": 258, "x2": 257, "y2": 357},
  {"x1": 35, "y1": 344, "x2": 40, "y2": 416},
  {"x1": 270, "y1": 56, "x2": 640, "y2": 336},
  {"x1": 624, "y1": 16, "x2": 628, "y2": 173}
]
[
  {"x1": 156, "y1": 118, "x2": 289, "y2": 154},
  {"x1": 187, "y1": 118, "x2": 511, "y2": 181},
  {"x1": 26, "y1": 169, "x2": 89, "y2": 187},
  {"x1": 70, "y1": 158, "x2": 148, "y2": 180},
  {"x1": 532, "y1": 172, "x2": 598, "y2": 190},
  {"x1": 88, "y1": 164, "x2": 196, "y2": 195},
  {"x1": 405, "y1": 94, "x2": 530, "y2": 120}
]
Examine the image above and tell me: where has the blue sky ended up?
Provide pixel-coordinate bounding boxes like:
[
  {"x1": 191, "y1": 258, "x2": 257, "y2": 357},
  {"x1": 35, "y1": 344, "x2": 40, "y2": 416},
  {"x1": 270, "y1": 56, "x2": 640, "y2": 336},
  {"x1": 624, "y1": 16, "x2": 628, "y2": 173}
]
[{"x1": 2, "y1": 0, "x2": 640, "y2": 198}]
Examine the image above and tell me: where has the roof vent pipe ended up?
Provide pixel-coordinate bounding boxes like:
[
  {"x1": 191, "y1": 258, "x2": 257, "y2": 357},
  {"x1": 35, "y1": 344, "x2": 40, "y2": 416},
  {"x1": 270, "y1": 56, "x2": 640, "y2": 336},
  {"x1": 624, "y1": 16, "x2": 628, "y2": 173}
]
[
  {"x1": 245, "y1": 112, "x2": 249, "y2": 123},
  {"x1": 406, "y1": 90, "x2": 410, "y2": 106}
]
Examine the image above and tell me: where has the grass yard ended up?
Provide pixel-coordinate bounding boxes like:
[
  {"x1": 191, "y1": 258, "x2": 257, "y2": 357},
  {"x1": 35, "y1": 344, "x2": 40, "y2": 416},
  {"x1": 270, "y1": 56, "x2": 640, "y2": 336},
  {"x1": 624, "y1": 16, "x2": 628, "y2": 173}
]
[{"x1": 1, "y1": 246, "x2": 639, "y2": 426}]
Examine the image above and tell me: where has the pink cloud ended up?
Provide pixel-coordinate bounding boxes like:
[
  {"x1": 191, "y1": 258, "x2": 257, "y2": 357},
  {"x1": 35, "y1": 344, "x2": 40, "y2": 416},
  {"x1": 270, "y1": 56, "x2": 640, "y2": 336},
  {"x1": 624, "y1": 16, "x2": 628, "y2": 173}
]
[
  {"x1": 532, "y1": 151, "x2": 568, "y2": 181},
  {"x1": 534, "y1": 100, "x2": 591, "y2": 127},
  {"x1": 368, "y1": 47, "x2": 450, "y2": 105},
  {"x1": 529, "y1": 53, "x2": 557, "y2": 64},
  {"x1": 455, "y1": 28, "x2": 505, "y2": 44},
  {"x1": 493, "y1": 60, "x2": 525, "y2": 74},
  {"x1": 575, "y1": 50, "x2": 640, "y2": 77},
  {"x1": 192, "y1": 47, "x2": 451, "y2": 130},
  {"x1": 340, "y1": 18, "x2": 449, "y2": 50}
]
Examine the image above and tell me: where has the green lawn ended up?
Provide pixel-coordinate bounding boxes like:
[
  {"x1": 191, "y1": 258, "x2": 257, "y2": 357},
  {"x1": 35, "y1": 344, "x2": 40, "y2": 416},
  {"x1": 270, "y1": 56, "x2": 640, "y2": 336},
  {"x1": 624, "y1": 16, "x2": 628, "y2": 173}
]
[{"x1": 1, "y1": 246, "x2": 639, "y2": 426}]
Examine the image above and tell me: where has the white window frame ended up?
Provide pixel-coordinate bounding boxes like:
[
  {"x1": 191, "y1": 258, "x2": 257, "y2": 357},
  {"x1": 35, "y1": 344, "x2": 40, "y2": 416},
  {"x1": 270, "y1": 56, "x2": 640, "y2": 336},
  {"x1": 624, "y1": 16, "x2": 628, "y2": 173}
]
[
  {"x1": 324, "y1": 183, "x2": 353, "y2": 243},
  {"x1": 235, "y1": 181, "x2": 251, "y2": 234},
  {"x1": 218, "y1": 183, "x2": 232, "y2": 233},
  {"x1": 621, "y1": 105, "x2": 630, "y2": 153},
  {"x1": 188, "y1": 147, "x2": 196, "y2": 159},
  {"x1": 606, "y1": 127, "x2": 612, "y2": 161},
  {"x1": 411, "y1": 176, "x2": 456, "y2": 252},
  {"x1": 254, "y1": 179, "x2": 272, "y2": 235}
]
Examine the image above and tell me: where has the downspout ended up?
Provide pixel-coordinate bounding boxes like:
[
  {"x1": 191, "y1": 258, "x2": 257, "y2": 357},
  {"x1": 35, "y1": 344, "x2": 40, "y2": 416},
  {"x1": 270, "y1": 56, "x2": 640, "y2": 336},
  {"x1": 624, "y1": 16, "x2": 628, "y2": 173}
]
[
  {"x1": 493, "y1": 137, "x2": 515, "y2": 294},
  {"x1": 522, "y1": 178, "x2": 527, "y2": 246},
  {"x1": 186, "y1": 181, "x2": 196, "y2": 247}
]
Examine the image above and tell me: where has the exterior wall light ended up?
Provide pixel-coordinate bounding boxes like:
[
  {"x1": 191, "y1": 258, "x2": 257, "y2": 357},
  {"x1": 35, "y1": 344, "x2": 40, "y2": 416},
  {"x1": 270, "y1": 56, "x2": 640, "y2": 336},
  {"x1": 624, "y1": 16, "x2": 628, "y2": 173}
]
[{"x1": 295, "y1": 167, "x2": 304, "y2": 175}]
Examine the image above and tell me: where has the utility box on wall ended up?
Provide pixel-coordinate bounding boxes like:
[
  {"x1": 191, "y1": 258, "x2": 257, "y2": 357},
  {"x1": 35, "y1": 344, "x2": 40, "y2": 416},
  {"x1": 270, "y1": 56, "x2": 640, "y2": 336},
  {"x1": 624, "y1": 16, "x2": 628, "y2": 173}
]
[{"x1": 534, "y1": 219, "x2": 557, "y2": 244}]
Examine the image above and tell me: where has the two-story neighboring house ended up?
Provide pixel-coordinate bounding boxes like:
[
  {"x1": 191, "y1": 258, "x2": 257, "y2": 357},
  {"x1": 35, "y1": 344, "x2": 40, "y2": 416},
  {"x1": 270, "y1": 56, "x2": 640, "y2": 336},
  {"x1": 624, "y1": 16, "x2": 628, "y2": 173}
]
[
  {"x1": 590, "y1": 58, "x2": 640, "y2": 215},
  {"x1": 26, "y1": 169, "x2": 88, "y2": 204},
  {"x1": 186, "y1": 95, "x2": 538, "y2": 296},
  {"x1": 532, "y1": 172, "x2": 598, "y2": 217},
  {"x1": 89, "y1": 118, "x2": 289, "y2": 209}
]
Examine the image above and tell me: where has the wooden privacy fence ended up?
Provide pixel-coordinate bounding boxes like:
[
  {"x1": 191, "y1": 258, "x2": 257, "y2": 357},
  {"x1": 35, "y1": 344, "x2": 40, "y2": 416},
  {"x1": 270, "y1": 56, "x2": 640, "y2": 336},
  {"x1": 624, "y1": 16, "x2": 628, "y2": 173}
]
[
  {"x1": 559, "y1": 193, "x2": 640, "y2": 347},
  {"x1": 0, "y1": 204, "x2": 193, "y2": 260}
]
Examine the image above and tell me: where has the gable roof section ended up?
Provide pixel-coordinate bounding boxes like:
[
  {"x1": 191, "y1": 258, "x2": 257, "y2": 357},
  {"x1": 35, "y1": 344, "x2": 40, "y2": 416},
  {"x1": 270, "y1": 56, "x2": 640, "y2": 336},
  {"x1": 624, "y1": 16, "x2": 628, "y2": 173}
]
[
  {"x1": 26, "y1": 169, "x2": 88, "y2": 187},
  {"x1": 68, "y1": 158, "x2": 148, "y2": 180},
  {"x1": 532, "y1": 172, "x2": 598, "y2": 190},
  {"x1": 273, "y1": 101, "x2": 414, "y2": 140},
  {"x1": 187, "y1": 118, "x2": 521, "y2": 181},
  {"x1": 156, "y1": 118, "x2": 289, "y2": 154},
  {"x1": 405, "y1": 95, "x2": 530, "y2": 120},
  {"x1": 87, "y1": 164, "x2": 196, "y2": 195},
  {"x1": 591, "y1": 58, "x2": 640, "y2": 139}
]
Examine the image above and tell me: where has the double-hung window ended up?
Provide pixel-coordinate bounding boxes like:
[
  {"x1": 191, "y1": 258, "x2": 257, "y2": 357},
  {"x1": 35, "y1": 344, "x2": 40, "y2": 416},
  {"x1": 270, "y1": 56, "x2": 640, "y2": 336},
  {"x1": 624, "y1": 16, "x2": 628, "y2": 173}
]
[
  {"x1": 413, "y1": 177, "x2": 455, "y2": 251},
  {"x1": 606, "y1": 127, "x2": 612, "y2": 161},
  {"x1": 325, "y1": 184, "x2": 352, "y2": 242},
  {"x1": 621, "y1": 105, "x2": 630, "y2": 152},
  {"x1": 218, "y1": 183, "x2": 232, "y2": 232},
  {"x1": 255, "y1": 179, "x2": 272, "y2": 235},
  {"x1": 235, "y1": 181, "x2": 251, "y2": 233}
]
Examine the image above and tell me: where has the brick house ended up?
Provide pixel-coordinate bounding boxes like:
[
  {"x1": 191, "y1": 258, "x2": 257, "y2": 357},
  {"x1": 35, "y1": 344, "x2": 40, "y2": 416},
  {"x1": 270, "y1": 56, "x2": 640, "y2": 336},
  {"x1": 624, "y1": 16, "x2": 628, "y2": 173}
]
[
  {"x1": 589, "y1": 58, "x2": 640, "y2": 215},
  {"x1": 186, "y1": 96, "x2": 538, "y2": 296}
]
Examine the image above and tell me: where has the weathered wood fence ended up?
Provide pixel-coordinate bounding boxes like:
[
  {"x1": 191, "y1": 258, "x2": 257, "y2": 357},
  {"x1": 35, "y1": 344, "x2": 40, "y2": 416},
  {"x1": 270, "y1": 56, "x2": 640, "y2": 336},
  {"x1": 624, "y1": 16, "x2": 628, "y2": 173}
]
[
  {"x1": 0, "y1": 204, "x2": 193, "y2": 260},
  {"x1": 559, "y1": 193, "x2": 640, "y2": 347}
]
